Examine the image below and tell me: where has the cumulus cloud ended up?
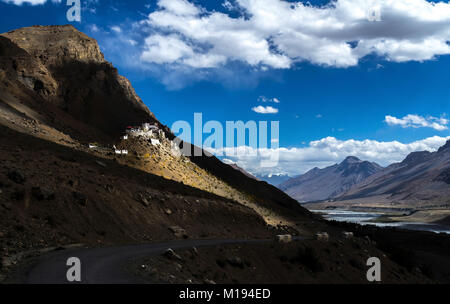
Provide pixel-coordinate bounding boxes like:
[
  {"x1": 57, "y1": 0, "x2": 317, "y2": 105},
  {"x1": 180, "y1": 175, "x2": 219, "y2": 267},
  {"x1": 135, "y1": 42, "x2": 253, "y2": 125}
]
[
  {"x1": 209, "y1": 136, "x2": 450, "y2": 176},
  {"x1": 141, "y1": 34, "x2": 226, "y2": 68},
  {"x1": 251, "y1": 105, "x2": 279, "y2": 114},
  {"x1": 1, "y1": 0, "x2": 60, "y2": 5},
  {"x1": 138, "y1": 0, "x2": 450, "y2": 70},
  {"x1": 385, "y1": 114, "x2": 449, "y2": 131}
]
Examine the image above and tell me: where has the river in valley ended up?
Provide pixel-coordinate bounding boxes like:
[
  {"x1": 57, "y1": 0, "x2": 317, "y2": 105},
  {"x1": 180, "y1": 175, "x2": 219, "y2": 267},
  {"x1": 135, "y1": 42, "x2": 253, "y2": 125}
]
[{"x1": 311, "y1": 209, "x2": 450, "y2": 234}]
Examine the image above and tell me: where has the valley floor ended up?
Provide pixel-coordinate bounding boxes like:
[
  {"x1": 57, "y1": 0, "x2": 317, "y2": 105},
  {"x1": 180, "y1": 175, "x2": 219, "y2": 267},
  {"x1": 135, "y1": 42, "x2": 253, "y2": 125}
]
[
  {"x1": 372, "y1": 209, "x2": 450, "y2": 225},
  {"x1": 304, "y1": 198, "x2": 450, "y2": 229}
]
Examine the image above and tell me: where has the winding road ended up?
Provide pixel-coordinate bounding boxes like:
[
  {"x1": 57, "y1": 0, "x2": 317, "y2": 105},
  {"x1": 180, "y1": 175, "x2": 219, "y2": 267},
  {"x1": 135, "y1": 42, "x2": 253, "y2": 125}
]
[{"x1": 24, "y1": 238, "x2": 294, "y2": 284}]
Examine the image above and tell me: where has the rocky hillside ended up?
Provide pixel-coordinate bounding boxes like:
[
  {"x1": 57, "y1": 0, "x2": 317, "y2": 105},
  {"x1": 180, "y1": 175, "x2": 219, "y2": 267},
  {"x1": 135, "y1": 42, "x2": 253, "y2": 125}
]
[
  {"x1": 0, "y1": 125, "x2": 272, "y2": 250},
  {"x1": 280, "y1": 156, "x2": 383, "y2": 202},
  {"x1": 336, "y1": 140, "x2": 450, "y2": 207},
  {"x1": 0, "y1": 26, "x2": 165, "y2": 143},
  {"x1": 0, "y1": 25, "x2": 314, "y2": 261}
]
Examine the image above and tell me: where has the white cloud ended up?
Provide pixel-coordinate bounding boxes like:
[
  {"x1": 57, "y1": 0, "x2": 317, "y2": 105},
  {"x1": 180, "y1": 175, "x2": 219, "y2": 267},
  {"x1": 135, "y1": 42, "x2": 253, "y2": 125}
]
[
  {"x1": 142, "y1": 35, "x2": 191, "y2": 64},
  {"x1": 157, "y1": 0, "x2": 200, "y2": 16},
  {"x1": 251, "y1": 105, "x2": 279, "y2": 114},
  {"x1": 209, "y1": 136, "x2": 450, "y2": 176},
  {"x1": 89, "y1": 24, "x2": 100, "y2": 33},
  {"x1": 111, "y1": 26, "x2": 122, "y2": 34},
  {"x1": 136, "y1": 0, "x2": 450, "y2": 70},
  {"x1": 258, "y1": 96, "x2": 280, "y2": 103},
  {"x1": 222, "y1": 0, "x2": 236, "y2": 11},
  {"x1": 141, "y1": 34, "x2": 226, "y2": 68},
  {"x1": 127, "y1": 39, "x2": 138, "y2": 46},
  {"x1": 1, "y1": 0, "x2": 60, "y2": 5},
  {"x1": 141, "y1": 0, "x2": 292, "y2": 69},
  {"x1": 385, "y1": 114, "x2": 449, "y2": 131}
]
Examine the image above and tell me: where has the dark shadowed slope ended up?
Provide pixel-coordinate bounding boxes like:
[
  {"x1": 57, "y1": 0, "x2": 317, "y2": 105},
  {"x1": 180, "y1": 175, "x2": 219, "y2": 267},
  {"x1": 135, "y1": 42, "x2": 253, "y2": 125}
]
[{"x1": 188, "y1": 145, "x2": 312, "y2": 221}]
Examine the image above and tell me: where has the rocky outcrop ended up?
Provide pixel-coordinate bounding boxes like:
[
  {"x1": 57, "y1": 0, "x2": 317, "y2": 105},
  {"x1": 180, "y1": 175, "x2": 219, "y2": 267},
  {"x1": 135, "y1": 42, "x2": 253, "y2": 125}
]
[
  {"x1": 1, "y1": 25, "x2": 105, "y2": 65},
  {"x1": 0, "y1": 25, "x2": 155, "y2": 140}
]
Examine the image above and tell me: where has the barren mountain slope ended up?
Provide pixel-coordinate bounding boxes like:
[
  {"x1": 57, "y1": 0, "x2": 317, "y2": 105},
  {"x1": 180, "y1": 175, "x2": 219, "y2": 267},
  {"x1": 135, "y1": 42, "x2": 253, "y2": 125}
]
[{"x1": 0, "y1": 25, "x2": 312, "y2": 232}]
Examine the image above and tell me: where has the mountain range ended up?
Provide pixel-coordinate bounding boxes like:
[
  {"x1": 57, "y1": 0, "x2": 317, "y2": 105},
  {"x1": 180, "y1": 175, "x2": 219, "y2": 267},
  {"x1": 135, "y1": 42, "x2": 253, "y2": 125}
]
[
  {"x1": 279, "y1": 143, "x2": 450, "y2": 207},
  {"x1": 337, "y1": 143, "x2": 450, "y2": 206},
  {"x1": 279, "y1": 156, "x2": 383, "y2": 202}
]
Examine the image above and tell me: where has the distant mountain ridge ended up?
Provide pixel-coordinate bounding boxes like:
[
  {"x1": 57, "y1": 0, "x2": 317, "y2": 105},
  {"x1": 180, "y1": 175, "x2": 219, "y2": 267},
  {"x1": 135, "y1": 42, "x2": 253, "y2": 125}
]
[
  {"x1": 255, "y1": 173, "x2": 291, "y2": 186},
  {"x1": 279, "y1": 156, "x2": 383, "y2": 202},
  {"x1": 337, "y1": 140, "x2": 450, "y2": 205}
]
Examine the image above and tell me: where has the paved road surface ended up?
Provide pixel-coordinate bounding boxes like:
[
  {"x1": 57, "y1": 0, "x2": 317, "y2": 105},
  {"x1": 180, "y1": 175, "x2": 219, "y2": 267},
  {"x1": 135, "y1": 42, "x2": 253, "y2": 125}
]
[{"x1": 25, "y1": 238, "x2": 301, "y2": 284}]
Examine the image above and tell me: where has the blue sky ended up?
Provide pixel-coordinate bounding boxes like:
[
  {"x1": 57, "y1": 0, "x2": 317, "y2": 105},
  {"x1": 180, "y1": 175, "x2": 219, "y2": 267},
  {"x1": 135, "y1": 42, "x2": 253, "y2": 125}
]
[{"x1": 1, "y1": 0, "x2": 450, "y2": 175}]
